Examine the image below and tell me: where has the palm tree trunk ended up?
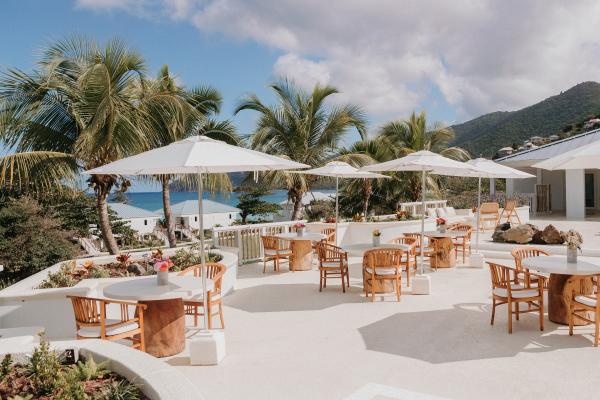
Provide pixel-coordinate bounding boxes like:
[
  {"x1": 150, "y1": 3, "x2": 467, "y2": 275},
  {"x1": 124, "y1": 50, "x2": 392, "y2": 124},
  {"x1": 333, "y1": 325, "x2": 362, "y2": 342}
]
[
  {"x1": 161, "y1": 176, "x2": 177, "y2": 248},
  {"x1": 97, "y1": 191, "x2": 119, "y2": 255},
  {"x1": 291, "y1": 199, "x2": 304, "y2": 220},
  {"x1": 363, "y1": 181, "x2": 372, "y2": 217}
]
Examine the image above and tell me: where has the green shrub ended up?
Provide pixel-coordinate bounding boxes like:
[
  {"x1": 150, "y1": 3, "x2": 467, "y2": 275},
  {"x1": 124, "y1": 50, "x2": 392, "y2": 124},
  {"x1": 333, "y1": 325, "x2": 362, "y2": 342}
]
[
  {"x1": 170, "y1": 244, "x2": 223, "y2": 271},
  {"x1": 101, "y1": 380, "x2": 142, "y2": 400},
  {"x1": 71, "y1": 356, "x2": 110, "y2": 381},
  {"x1": 37, "y1": 262, "x2": 77, "y2": 289},
  {"x1": 25, "y1": 340, "x2": 63, "y2": 396},
  {"x1": 0, "y1": 354, "x2": 12, "y2": 379},
  {"x1": 88, "y1": 266, "x2": 110, "y2": 279}
]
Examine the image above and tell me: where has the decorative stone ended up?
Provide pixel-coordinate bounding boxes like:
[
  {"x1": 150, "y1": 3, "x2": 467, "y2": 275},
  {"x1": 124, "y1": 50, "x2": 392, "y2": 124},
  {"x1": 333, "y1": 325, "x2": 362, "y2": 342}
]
[
  {"x1": 531, "y1": 230, "x2": 546, "y2": 244},
  {"x1": 190, "y1": 331, "x2": 226, "y2": 365},
  {"x1": 503, "y1": 224, "x2": 535, "y2": 244},
  {"x1": 492, "y1": 229, "x2": 506, "y2": 243},
  {"x1": 541, "y1": 224, "x2": 564, "y2": 244},
  {"x1": 127, "y1": 263, "x2": 146, "y2": 276},
  {"x1": 497, "y1": 222, "x2": 511, "y2": 231}
]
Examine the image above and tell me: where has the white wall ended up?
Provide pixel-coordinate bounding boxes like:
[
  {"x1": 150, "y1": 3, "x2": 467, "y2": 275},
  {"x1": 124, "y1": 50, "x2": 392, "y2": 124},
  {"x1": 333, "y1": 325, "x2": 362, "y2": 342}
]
[
  {"x1": 124, "y1": 217, "x2": 160, "y2": 235},
  {"x1": 184, "y1": 212, "x2": 239, "y2": 229},
  {"x1": 542, "y1": 169, "x2": 566, "y2": 211}
]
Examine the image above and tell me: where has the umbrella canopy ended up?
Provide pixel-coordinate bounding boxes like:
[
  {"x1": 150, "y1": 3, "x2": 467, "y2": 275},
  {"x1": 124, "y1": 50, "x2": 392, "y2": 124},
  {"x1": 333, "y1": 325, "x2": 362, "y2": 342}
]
[
  {"x1": 86, "y1": 135, "x2": 309, "y2": 330},
  {"x1": 465, "y1": 158, "x2": 535, "y2": 253},
  {"x1": 360, "y1": 150, "x2": 477, "y2": 274},
  {"x1": 293, "y1": 161, "x2": 389, "y2": 244},
  {"x1": 532, "y1": 140, "x2": 600, "y2": 170}
]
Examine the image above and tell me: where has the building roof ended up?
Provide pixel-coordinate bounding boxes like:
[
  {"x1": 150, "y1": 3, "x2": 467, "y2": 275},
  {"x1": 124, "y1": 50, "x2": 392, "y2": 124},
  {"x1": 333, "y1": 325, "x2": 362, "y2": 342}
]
[
  {"x1": 108, "y1": 203, "x2": 160, "y2": 219},
  {"x1": 279, "y1": 191, "x2": 335, "y2": 206},
  {"x1": 160, "y1": 199, "x2": 241, "y2": 216},
  {"x1": 497, "y1": 128, "x2": 600, "y2": 167}
]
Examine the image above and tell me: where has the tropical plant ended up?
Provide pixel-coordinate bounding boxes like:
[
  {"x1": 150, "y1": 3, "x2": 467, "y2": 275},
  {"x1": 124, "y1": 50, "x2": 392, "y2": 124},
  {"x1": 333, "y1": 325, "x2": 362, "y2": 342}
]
[
  {"x1": 25, "y1": 339, "x2": 63, "y2": 396},
  {"x1": 139, "y1": 65, "x2": 241, "y2": 247},
  {"x1": 235, "y1": 187, "x2": 281, "y2": 223},
  {"x1": 235, "y1": 79, "x2": 366, "y2": 220},
  {"x1": 377, "y1": 110, "x2": 470, "y2": 201},
  {"x1": 101, "y1": 379, "x2": 142, "y2": 400},
  {"x1": 0, "y1": 37, "x2": 153, "y2": 254}
]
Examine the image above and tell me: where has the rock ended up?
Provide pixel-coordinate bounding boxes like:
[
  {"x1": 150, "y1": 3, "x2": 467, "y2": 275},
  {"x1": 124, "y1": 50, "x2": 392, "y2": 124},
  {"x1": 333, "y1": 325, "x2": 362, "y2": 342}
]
[
  {"x1": 492, "y1": 229, "x2": 506, "y2": 243},
  {"x1": 503, "y1": 224, "x2": 535, "y2": 244},
  {"x1": 497, "y1": 222, "x2": 511, "y2": 231},
  {"x1": 541, "y1": 224, "x2": 564, "y2": 245},
  {"x1": 531, "y1": 230, "x2": 546, "y2": 244},
  {"x1": 127, "y1": 263, "x2": 146, "y2": 276}
]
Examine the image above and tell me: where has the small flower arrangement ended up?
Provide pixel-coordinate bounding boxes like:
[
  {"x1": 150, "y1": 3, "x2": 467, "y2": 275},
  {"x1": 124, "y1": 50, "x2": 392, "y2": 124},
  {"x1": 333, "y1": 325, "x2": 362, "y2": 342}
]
[
  {"x1": 372, "y1": 229, "x2": 381, "y2": 237},
  {"x1": 82, "y1": 260, "x2": 95, "y2": 270},
  {"x1": 154, "y1": 257, "x2": 174, "y2": 272},
  {"x1": 116, "y1": 253, "x2": 131, "y2": 266},
  {"x1": 352, "y1": 213, "x2": 365, "y2": 222},
  {"x1": 325, "y1": 216, "x2": 336, "y2": 223},
  {"x1": 396, "y1": 210, "x2": 408, "y2": 221},
  {"x1": 564, "y1": 229, "x2": 583, "y2": 251},
  {"x1": 436, "y1": 217, "x2": 447, "y2": 226},
  {"x1": 293, "y1": 222, "x2": 306, "y2": 229}
]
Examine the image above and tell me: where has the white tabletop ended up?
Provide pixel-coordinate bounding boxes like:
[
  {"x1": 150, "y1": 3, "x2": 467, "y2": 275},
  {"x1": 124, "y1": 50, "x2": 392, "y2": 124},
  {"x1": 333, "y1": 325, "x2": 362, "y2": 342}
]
[
  {"x1": 410, "y1": 231, "x2": 467, "y2": 238},
  {"x1": 275, "y1": 232, "x2": 326, "y2": 241},
  {"x1": 342, "y1": 243, "x2": 410, "y2": 256},
  {"x1": 103, "y1": 275, "x2": 214, "y2": 301},
  {"x1": 522, "y1": 257, "x2": 600, "y2": 276}
]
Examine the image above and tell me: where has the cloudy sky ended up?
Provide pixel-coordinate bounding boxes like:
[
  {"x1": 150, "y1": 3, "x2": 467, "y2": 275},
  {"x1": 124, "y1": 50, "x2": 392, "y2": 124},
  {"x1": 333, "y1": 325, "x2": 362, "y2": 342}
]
[{"x1": 2, "y1": 0, "x2": 600, "y2": 135}]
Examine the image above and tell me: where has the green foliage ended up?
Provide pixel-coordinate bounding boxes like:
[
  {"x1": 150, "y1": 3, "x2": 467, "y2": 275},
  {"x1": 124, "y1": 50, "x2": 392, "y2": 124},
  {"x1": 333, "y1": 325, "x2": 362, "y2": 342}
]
[
  {"x1": 37, "y1": 262, "x2": 78, "y2": 289},
  {"x1": 0, "y1": 354, "x2": 12, "y2": 379},
  {"x1": 71, "y1": 357, "x2": 110, "y2": 381},
  {"x1": 170, "y1": 244, "x2": 223, "y2": 271},
  {"x1": 305, "y1": 199, "x2": 335, "y2": 222},
  {"x1": 0, "y1": 197, "x2": 78, "y2": 288},
  {"x1": 88, "y1": 265, "x2": 111, "y2": 279},
  {"x1": 58, "y1": 368, "x2": 88, "y2": 400},
  {"x1": 25, "y1": 339, "x2": 63, "y2": 396},
  {"x1": 451, "y1": 81, "x2": 600, "y2": 156},
  {"x1": 236, "y1": 188, "x2": 281, "y2": 223},
  {"x1": 100, "y1": 380, "x2": 142, "y2": 400},
  {"x1": 8, "y1": 395, "x2": 33, "y2": 400},
  {"x1": 38, "y1": 190, "x2": 99, "y2": 237}
]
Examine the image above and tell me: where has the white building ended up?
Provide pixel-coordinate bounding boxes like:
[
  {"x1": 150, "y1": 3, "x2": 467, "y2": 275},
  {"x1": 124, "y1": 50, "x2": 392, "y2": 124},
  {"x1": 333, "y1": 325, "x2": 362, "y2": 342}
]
[
  {"x1": 108, "y1": 203, "x2": 161, "y2": 235},
  {"x1": 497, "y1": 128, "x2": 600, "y2": 219},
  {"x1": 163, "y1": 199, "x2": 241, "y2": 230}
]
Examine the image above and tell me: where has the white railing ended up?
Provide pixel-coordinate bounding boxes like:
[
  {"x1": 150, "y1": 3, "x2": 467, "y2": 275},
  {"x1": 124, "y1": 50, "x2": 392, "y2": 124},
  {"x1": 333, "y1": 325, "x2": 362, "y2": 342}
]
[
  {"x1": 398, "y1": 200, "x2": 447, "y2": 217},
  {"x1": 212, "y1": 220, "x2": 306, "y2": 263}
]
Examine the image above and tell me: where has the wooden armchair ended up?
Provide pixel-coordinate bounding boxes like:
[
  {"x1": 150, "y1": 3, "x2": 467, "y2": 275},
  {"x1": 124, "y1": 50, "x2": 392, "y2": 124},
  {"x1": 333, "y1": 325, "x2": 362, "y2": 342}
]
[
  {"x1": 569, "y1": 275, "x2": 600, "y2": 347},
  {"x1": 261, "y1": 235, "x2": 292, "y2": 273},
  {"x1": 178, "y1": 262, "x2": 226, "y2": 329},
  {"x1": 403, "y1": 232, "x2": 433, "y2": 261},
  {"x1": 511, "y1": 246, "x2": 550, "y2": 288},
  {"x1": 487, "y1": 262, "x2": 545, "y2": 333},
  {"x1": 479, "y1": 202, "x2": 500, "y2": 231},
  {"x1": 67, "y1": 295, "x2": 146, "y2": 351},
  {"x1": 320, "y1": 227, "x2": 336, "y2": 244},
  {"x1": 362, "y1": 248, "x2": 404, "y2": 302},
  {"x1": 388, "y1": 236, "x2": 418, "y2": 287},
  {"x1": 315, "y1": 241, "x2": 349, "y2": 292},
  {"x1": 499, "y1": 199, "x2": 522, "y2": 225},
  {"x1": 449, "y1": 223, "x2": 472, "y2": 262}
]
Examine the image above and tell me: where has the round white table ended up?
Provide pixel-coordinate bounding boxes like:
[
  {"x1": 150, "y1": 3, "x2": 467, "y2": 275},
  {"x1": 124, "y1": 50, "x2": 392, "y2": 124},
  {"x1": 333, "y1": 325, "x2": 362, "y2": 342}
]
[
  {"x1": 523, "y1": 257, "x2": 600, "y2": 325},
  {"x1": 275, "y1": 232, "x2": 326, "y2": 271},
  {"x1": 342, "y1": 243, "x2": 410, "y2": 257},
  {"x1": 103, "y1": 275, "x2": 214, "y2": 357}
]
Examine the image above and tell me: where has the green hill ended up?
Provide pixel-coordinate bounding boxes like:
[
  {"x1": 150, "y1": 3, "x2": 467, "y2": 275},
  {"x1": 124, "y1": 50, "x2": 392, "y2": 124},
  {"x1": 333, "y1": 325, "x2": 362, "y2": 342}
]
[{"x1": 450, "y1": 81, "x2": 600, "y2": 156}]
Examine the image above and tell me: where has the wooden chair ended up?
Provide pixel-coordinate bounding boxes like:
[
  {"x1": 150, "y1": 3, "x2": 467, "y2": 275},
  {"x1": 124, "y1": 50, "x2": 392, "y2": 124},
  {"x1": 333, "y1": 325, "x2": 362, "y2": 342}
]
[
  {"x1": 511, "y1": 246, "x2": 550, "y2": 289},
  {"x1": 449, "y1": 223, "x2": 472, "y2": 263},
  {"x1": 362, "y1": 248, "x2": 404, "y2": 302},
  {"x1": 315, "y1": 241, "x2": 349, "y2": 292},
  {"x1": 487, "y1": 262, "x2": 545, "y2": 333},
  {"x1": 388, "y1": 236, "x2": 418, "y2": 287},
  {"x1": 404, "y1": 232, "x2": 434, "y2": 262},
  {"x1": 261, "y1": 235, "x2": 292, "y2": 273},
  {"x1": 569, "y1": 275, "x2": 600, "y2": 346},
  {"x1": 498, "y1": 199, "x2": 522, "y2": 225},
  {"x1": 179, "y1": 262, "x2": 226, "y2": 329},
  {"x1": 67, "y1": 295, "x2": 146, "y2": 351},
  {"x1": 479, "y1": 202, "x2": 500, "y2": 231},
  {"x1": 320, "y1": 227, "x2": 336, "y2": 244}
]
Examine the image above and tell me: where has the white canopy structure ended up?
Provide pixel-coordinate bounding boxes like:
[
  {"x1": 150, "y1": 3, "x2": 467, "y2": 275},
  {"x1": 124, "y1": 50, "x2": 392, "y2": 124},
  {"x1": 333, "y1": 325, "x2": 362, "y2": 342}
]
[
  {"x1": 86, "y1": 135, "x2": 309, "y2": 330},
  {"x1": 532, "y1": 139, "x2": 600, "y2": 170},
  {"x1": 361, "y1": 150, "x2": 478, "y2": 274},
  {"x1": 465, "y1": 158, "x2": 535, "y2": 253},
  {"x1": 292, "y1": 161, "x2": 389, "y2": 244}
]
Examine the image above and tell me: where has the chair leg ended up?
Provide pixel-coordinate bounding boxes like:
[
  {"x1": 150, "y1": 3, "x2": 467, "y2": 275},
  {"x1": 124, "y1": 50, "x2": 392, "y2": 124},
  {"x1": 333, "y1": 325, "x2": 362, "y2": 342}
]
[
  {"x1": 319, "y1": 270, "x2": 323, "y2": 292},
  {"x1": 219, "y1": 303, "x2": 225, "y2": 329},
  {"x1": 508, "y1": 300, "x2": 513, "y2": 333},
  {"x1": 539, "y1": 298, "x2": 544, "y2": 332},
  {"x1": 263, "y1": 259, "x2": 267, "y2": 273},
  {"x1": 515, "y1": 301, "x2": 520, "y2": 321},
  {"x1": 139, "y1": 331, "x2": 145, "y2": 352},
  {"x1": 595, "y1": 318, "x2": 599, "y2": 347},
  {"x1": 207, "y1": 302, "x2": 212, "y2": 330},
  {"x1": 491, "y1": 299, "x2": 496, "y2": 325},
  {"x1": 371, "y1": 280, "x2": 375, "y2": 302},
  {"x1": 346, "y1": 267, "x2": 350, "y2": 287},
  {"x1": 341, "y1": 269, "x2": 346, "y2": 293},
  {"x1": 396, "y1": 277, "x2": 401, "y2": 302},
  {"x1": 569, "y1": 302, "x2": 574, "y2": 336}
]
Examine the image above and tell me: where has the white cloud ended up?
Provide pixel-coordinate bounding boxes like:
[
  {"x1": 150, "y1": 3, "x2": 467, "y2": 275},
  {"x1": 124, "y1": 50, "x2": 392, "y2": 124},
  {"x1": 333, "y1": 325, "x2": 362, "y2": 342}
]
[{"x1": 76, "y1": 0, "x2": 600, "y2": 120}]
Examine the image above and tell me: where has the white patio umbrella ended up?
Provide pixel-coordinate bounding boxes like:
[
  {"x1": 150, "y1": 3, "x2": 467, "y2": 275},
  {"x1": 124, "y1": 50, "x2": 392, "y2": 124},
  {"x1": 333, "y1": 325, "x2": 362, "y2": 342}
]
[
  {"x1": 464, "y1": 158, "x2": 535, "y2": 253},
  {"x1": 361, "y1": 150, "x2": 478, "y2": 274},
  {"x1": 86, "y1": 135, "x2": 309, "y2": 329},
  {"x1": 532, "y1": 139, "x2": 600, "y2": 170},
  {"x1": 292, "y1": 161, "x2": 389, "y2": 245}
]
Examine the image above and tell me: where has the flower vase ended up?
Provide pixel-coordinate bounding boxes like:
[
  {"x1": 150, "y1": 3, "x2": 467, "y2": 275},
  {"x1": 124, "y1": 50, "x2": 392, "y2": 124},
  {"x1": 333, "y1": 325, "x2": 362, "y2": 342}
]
[
  {"x1": 297, "y1": 227, "x2": 305, "y2": 237},
  {"x1": 567, "y1": 247, "x2": 578, "y2": 264},
  {"x1": 438, "y1": 224, "x2": 446, "y2": 233},
  {"x1": 157, "y1": 270, "x2": 169, "y2": 286},
  {"x1": 373, "y1": 236, "x2": 380, "y2": 247}
]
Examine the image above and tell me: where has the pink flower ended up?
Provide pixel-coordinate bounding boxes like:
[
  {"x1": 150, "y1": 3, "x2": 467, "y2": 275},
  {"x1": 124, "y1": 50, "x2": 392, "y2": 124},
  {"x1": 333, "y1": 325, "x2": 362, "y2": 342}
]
[{"x1": 154, "y1": 257, "x2": 174, "y2": 272}]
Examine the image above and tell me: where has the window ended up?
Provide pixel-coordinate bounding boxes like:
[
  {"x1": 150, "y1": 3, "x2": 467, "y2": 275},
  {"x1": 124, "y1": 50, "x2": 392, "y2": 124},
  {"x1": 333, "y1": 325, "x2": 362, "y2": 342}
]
[
  {"x1": 195, "y1": 216, "x2": 198, "y2": 222},
  {"x1": 144, "y1": 219, "x2": 148, "y2": 225},
  {"x1": 229, "y1": 214, "x2": 232, "y2": 219}
]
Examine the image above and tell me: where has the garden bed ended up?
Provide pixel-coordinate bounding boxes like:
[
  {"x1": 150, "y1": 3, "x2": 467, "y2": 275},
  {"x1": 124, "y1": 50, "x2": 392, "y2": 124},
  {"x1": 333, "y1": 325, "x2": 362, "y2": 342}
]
[{"x1": 0, "y1": 340, "x2": 148, "y2": 399}]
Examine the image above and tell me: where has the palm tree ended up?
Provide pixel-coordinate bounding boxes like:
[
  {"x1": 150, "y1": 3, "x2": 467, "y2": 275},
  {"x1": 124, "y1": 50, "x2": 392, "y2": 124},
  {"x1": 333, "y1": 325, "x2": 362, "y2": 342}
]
[
  {"x1": 378, "y1": 110, "x2": 470, "y2": 201},
  {"x1": 235, "y1": 79, "x2": 366, "y2": 220},
  {"x1": 140, "y1": 66, "x2": 240, "y2": 247},
  {"x1": 0, "y1": 37, "x2": 152, "y2": 254}
]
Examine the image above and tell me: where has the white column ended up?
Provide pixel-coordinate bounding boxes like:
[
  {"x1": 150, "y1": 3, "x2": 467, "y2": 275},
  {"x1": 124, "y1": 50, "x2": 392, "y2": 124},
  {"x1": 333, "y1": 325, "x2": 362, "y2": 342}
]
[
  {"x1": 489, "y1": 178, "x2": 496, "y2": 199},
  {"x1": 565, "y1": 169, "x2": 585, "y2": 220},
  {"x1": 506, "y1": 179, "x2": 514, "y2": 198}
]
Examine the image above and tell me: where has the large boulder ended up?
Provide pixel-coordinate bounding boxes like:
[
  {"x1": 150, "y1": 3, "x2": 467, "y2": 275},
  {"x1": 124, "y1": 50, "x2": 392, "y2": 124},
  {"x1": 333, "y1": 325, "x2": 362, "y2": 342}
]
[
  {"x1": 127, "y1": 263, "x2": 146, "y2": 276},
  {"x1": 492, "y1": 229, "x2": 506, "y2": 243},
  {"x1": 497, "y1": 222, "x2": 511, "y2": 231},
  {"x1": 531, "y1": 230, "x2": 546, "y2": 244},
  {"x1": 504, "y1": 224, "x2": 535, "y2": 244},
  {"x1": 541, "y1": 224, "x2": 564, "y2": 245}
]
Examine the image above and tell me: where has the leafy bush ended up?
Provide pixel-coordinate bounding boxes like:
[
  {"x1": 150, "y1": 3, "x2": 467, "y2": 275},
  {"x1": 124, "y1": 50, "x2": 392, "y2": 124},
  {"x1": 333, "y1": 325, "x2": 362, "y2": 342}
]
[
  {"x1": 102, "y1": 380, "x2": 143, "y2": 400},
  {"x1": 88, "y1": 265, "x2": 110, "y2": 279},
  {"x1": 72, "y1": 357, "x2": 110, "y2": 381},
  {"x1": 170, "y1": 244, "x2": 223, "y2": 271},
  {"x1": 37, "y1": 262, "x2": 78, "y2": 289},
  {"x1": 25, "y1": 340, "x2": 63, "y2": 396}
]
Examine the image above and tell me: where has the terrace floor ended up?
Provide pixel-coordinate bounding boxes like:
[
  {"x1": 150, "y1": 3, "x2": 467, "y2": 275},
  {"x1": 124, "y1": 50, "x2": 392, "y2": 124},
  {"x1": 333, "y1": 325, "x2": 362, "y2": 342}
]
[{"x1": 168, "y1": 256, "x2": 600, "y2": 400}]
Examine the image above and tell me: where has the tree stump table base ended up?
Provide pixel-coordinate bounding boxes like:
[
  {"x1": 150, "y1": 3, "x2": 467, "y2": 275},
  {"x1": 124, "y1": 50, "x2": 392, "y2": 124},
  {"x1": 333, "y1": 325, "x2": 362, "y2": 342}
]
[
  {"x1": 139, "y1": 298, "x2": 186, "y2": 357},
  {"x1": 430, "y1": 237, "x2": 456, "y2": 269},
  {"x1": 290, "y1": 239, "x2": 313, "y2": 271},
  {"x1": 548, "y1": 274, "x2": 593, "y2": 326}
]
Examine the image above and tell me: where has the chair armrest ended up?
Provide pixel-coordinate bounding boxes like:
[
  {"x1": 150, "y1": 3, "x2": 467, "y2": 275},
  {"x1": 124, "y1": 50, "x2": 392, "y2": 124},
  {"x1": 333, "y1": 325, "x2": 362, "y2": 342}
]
[{"x1": 178, "y1": 265, "x2": 197, "y2": 276}]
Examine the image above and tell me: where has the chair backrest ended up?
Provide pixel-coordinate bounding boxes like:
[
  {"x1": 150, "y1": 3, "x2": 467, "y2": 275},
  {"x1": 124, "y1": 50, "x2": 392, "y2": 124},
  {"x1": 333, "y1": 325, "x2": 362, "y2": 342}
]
[
  {"x1": 178, "y1": 262, "x2": 226, "y2": 292},
  {"x1": 388, "y1": 236, "x2": 417, "y2": 253},
  {"x1": 480, "y1": 202, "x2": 500, "y2": 214},
  {"x1": 315, "y1": 241, "x2": 345, "y2": 262},
  {"x1": 320, "y1": 228, "x2": 336, "y2": 243},
  {"x1": 449, "y1": 223, "x2": 473, "y2": 238},
  {"x1": 363, "y1": 248, "x2": 404, "y2": 272},
  {"x1": 403, "y1": 233, "x2": 423, "y2": 246},
  {"x1": 511, "y1": 246, "x2": 549, "y2": 271},
  {"x1": 504, "y1": 199, "x2": 517, "y2": 211},
  {"x1": 487, "y1": 262, "x2": 512, "y2": 290},
  {"x1": 261, "y1": 235, "x2": 287, "y2": 251},
  {"x1": 68, "y1": 296, "x2": 103, "y2": 326}
]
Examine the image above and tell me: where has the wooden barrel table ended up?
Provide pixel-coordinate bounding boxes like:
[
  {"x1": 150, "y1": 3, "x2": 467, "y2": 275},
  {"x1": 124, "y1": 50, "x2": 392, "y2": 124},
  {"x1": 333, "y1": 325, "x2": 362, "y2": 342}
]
[
  {"x1": 275, "y1": 232, "x2": 326, "y2": 272},
  {"x1": 104, "y1": 275, "x2": 213, "y2": 357}
]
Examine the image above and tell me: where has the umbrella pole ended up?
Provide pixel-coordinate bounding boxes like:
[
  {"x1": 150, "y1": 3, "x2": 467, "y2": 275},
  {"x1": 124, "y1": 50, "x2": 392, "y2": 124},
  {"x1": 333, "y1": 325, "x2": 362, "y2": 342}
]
[
  {"x1": 476, "y1": 176, "x2": 481, "y2": 253},
  {"x1": 335, "y1": 176, "x2": 339, "y2": 246},
  {"x1": 420, "y1": 169, "x2": 426, "y2": 275},
  {"x1": 197, "y1": 172, "x2": 208, "y2": 331}
]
